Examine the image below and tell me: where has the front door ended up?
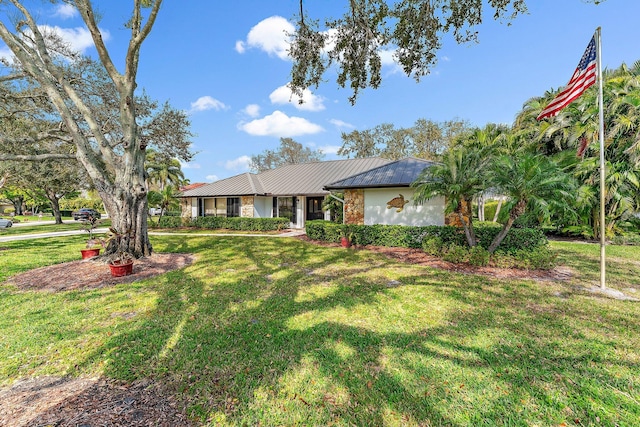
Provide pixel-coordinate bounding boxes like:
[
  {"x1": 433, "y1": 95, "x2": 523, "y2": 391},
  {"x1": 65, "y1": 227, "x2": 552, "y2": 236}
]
[
  {"x1": 278, "y1": 197, "x2": 297, "y2": 227},
  {"x1": 306, "y1": 197, "x2": 324, "y2": 221}
]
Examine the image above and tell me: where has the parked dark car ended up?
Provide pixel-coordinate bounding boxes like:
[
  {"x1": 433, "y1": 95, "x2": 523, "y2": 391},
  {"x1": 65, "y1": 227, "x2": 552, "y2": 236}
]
[{"x1": 73, "y1": 208, "x2": 101, "y2": 221}]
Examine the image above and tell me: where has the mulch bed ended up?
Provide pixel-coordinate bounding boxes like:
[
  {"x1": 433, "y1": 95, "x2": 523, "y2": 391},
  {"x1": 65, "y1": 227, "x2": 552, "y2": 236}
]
[
  {"x1": 6, "y1": 253, "x2": 195, "y2": 292},
  {"x1": 296, "y1": 235, "x2": 573, "y2": 283},
  {"x1": 0, "y1": 376, "x2": 194, "y2": 427}
]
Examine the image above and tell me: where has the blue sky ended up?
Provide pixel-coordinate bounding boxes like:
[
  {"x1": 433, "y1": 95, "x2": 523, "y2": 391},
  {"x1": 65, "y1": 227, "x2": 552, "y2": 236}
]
[{"x1": 2, "y1": 1, "x2": 639, "y2": 183}]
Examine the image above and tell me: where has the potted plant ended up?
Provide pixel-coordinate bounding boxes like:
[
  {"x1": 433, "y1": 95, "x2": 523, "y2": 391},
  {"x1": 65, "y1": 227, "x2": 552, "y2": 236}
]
[
  {"x1": 80, "y1": 216, "x2": 103, "y2": 259},
  {"x1": 105, "y1": 227, "x2": 134, "y2": 277},
  {"x1": 340, "y1": 230, "x2": 355, "y2": 248}
]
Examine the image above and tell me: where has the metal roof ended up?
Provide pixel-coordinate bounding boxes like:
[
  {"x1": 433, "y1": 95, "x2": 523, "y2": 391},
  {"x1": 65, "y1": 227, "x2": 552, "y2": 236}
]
[
  {"x1": 179, "y1": 157, "x2": 392, "y2": 198},
  {"x1": 324, "y1": 157, "x2": 436, "y2": 189},
  {"x1": 179, "y1": 173, "x2": 265, "y2": 198}
]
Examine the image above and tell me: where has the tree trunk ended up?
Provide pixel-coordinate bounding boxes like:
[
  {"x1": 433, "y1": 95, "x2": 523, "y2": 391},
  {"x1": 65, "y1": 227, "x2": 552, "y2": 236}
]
[
  {"x1": 7, "y1": 196, "x2": 24, "y2": 215},
  {"x1": 157, "y1": 207, "x2": 164, "y2": 225},
  {"x1": 100, "y1": 173, "x2": 152, "y2": 258},
  {"x1": 488, "y1": 199, "x2": 526, "y2": 253},
  {"x1": 492, "y1": 198, "x2": 503, "y2": 222},
  {"x1": 478, "y1": 193, "x2": 485, "y2": 222},
  {"x1": 46, "y1": 192, "x2": 63, "y2": 224},
  {"x1": 457, "y1": 208, "x2": 476, "y2": 247}
]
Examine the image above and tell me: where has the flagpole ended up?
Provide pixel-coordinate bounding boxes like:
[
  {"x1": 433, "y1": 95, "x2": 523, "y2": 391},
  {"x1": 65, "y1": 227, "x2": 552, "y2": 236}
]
[{"x1": 596, "y1": 27, "x2": 606, "y2": 290}]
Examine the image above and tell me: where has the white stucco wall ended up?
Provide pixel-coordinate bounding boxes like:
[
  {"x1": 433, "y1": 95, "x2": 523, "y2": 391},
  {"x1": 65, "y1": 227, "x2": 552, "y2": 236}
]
[
  {"x1": 364, "y1": 188, "x2": 444, "y2": 226},
  {"x1": 254, "y1": 196, "x2": 272, "y2": 218}
]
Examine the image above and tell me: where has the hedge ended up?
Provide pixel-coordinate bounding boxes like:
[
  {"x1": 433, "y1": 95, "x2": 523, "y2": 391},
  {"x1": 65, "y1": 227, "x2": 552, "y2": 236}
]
[
  {"x1": 305, "y1": 220, "x2": 547, "y2": 253},
  {"x1": 158, "y1": 216, "x2": 290, "y2": 231}
]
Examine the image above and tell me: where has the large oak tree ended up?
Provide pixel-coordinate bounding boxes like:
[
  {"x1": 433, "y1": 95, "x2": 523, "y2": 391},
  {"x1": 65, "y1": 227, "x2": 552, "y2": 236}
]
[{"x1": 0, "y1": 0, "x2": 167, "y2": 257}]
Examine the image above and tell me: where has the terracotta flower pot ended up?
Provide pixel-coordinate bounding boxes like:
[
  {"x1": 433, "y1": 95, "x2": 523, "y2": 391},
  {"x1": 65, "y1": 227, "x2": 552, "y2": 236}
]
[
  {"x1": 80, "y1": 248, "x2": 101, "y2": 259},
  {"x1": 109, "y1": 260, "x2": 134, "y2": 277}
]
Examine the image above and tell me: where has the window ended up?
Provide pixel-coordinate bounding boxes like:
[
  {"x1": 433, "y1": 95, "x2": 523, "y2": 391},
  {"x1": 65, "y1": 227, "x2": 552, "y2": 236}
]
[
  {"x1": 227, "y1": 197, "x2": 240, "y2": 217},
  {"x1": 277, "y1": 197, "x2": 296, "y2": 224},
  {"x1": 197, "y1": 198, "x2": 205, "y2": 217}
]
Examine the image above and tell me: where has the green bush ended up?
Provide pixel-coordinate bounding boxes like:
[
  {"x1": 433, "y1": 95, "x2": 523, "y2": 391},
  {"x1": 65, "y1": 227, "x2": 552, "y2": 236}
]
[
  {"x1": 482, "y1": 201, "x2": 500, "y2": 222},
  {"x1": 158, "y1": 216, "x2": 184, "y2": 228},
  {"x1": 161, "y1": 216, "x2": 289, "y2": 232},
  {"x1": 305, "y1": 221, "x2": 546, "y2": 253},
  {"x1": 468, "y1": 246, "x2": 490, "y2": 266},
  {"x1": 422, "y1": 236, "x2": 443, "y2": 256},
  {"x1": 490, "y1": 246, "x2": 557, "y2": 270},
  {"x1": 442, "y1": 244, "x2": 469, "y2": 263},
  {"x1": 475, "y1": 225, "x2": 547, "y2": 254},
  {"x1": 3, "y1": 207, "x2": 15, "y2": 214},
  {"x1": 612, "y1": 233, "x2": 640, "y2": 246}
]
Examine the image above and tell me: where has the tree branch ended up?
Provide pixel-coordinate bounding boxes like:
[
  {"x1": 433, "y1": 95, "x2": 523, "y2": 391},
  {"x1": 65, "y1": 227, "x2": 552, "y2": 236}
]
[
  {"x1": 126, "y1": 0, "x2": 163, "y2": 81},
  {"x1": 74, "y1": 0, "x2": 123, "y2": 89},
  {"x1": 0, "y1": 153, "x2": 76, "y2": 161}
]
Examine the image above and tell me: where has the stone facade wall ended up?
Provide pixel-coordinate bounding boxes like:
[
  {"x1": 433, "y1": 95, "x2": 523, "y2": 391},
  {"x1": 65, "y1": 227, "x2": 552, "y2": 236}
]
[
  {"x1": 444, "y1": 198, "x2": 470, "y2": 227},
  {"x1": 241, "y1": 196, "x2": 254, "y2": 218},
  {"x1": 181, "y1": 198, "x2": 192, "y2": 218},
  {"x1": 344, "y1": 189, "x2": 364, "y2": 225}
]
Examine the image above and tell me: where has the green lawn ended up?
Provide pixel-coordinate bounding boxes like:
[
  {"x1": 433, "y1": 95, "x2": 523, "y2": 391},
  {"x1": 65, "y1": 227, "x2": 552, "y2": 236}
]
[
  {"x1": 0, "y1": 236, "x2": 638, "y2": 426},
  {"x1": 0, "y1": 219, "x2": 111, "y2": 236}
]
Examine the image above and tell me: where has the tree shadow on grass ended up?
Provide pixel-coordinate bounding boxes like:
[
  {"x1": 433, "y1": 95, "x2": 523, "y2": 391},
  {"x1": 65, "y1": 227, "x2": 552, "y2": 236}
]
[{"x1": 24, "y1": 237, "x2": 640, "y2": 426}]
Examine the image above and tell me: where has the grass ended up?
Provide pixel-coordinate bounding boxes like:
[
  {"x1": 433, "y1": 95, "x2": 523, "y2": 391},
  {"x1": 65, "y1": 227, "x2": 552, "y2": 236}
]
[{"x1": 0, "y1": 236, "x2": 639, "y2": 426}]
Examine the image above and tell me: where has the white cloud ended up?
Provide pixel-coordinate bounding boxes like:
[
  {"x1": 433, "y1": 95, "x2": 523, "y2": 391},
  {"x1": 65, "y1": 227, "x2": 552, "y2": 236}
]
[
  {"x1": 379, "y1": 49, "x2": 403, "y2": 75},
  {"x1": 234, "y1": 40, "x2": 245, "y2": 54},
  {"x1": 180, "y1": 161, "x2": 201, "y2": 169},
  {"x1": 318, "y1": 145, "x2": 341, "y2": 155},
  {"x1": 236, "y1": 16, "x2": 293, "y2": 60},
  {"x1": 225, "y1": 155, "x2": 252, "y2": 171},
  {"x1": 53, "y1": 4, "x2": 78, "y2": 19},
  {"x1": 329, "y1": 119, "x2": 355, "y2": 129},
  {"x1": 243, "y1": 104, "x2": 261, "y2": 118},
  {"x1": 269, "y1": 84, "x2": 325, "y2": 112},
  {"x1": 189, "y1": 96, "x2": 228, "y2": 113},
  {"x1": 239, "y1": 110, "x2": 324, "y2": 137},
  {"x1": 206, "y1": 175, "x2": 219, "y2": 182},
  {"x1": 441, "y1": 55, "x2": 451, "y2": 62},
  {"x1": 38, "y1": 25, "x2": 110, "y2": 55}
]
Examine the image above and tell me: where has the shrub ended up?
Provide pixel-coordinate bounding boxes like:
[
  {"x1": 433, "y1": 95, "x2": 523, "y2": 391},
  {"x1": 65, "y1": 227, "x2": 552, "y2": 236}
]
[
  {"x1": 422, "y1": 236, "x2": 443, "y2": 256},
  {"x1": 167, "y1": 216, "x2": 290, "y2": 232},
  {"x1": 442, "y1": 244, "x2": 469, "y2": 263},
  {"x1": 482, "y1": 201, "x2": 502, "y2": 222},
  {"x1": 490, "y1": 245, "x2": 557, "y2": 270},
  {"x1": 304, "y1": 221, "x2": 548, "y2": 258},
  {"x1": 468, "y1": 246, "x2": 490, "y2": 266},
  {"x1": 475, "y1": 225, "x2": 547, "y2": 254},
  {"x1": 612, "y1": 233, "x2": 640, "y2": 246},
  {"x1": 158, "y1": 216, "x2": 184, "y2": 228}
]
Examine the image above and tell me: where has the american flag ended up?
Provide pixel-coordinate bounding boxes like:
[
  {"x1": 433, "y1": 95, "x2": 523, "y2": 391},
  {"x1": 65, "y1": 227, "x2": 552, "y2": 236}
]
[{"x1": 537, "y1": 36, "x2": 597, "y2": 121}]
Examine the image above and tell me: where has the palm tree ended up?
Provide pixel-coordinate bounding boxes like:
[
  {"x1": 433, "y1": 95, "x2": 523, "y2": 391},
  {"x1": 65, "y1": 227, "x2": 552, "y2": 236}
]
[
  {"x1": 412, "y1": 145, "x2": 492, "y2": 247},
  {"x1": 487, "y1": 153, "x2": 575, "y2": 253},
  {"x1": 457, "y1": 123, "x2": 514, "y2": 221},
  {"x1": 154, "y1": 186, "x2": 180, "y2": 224},
  {"x1": 515, "y1": 61, "x2": 640, "y2": 238},
  {"x1": 145, "y1": 149, "x2": 186, "y2": 191}
]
